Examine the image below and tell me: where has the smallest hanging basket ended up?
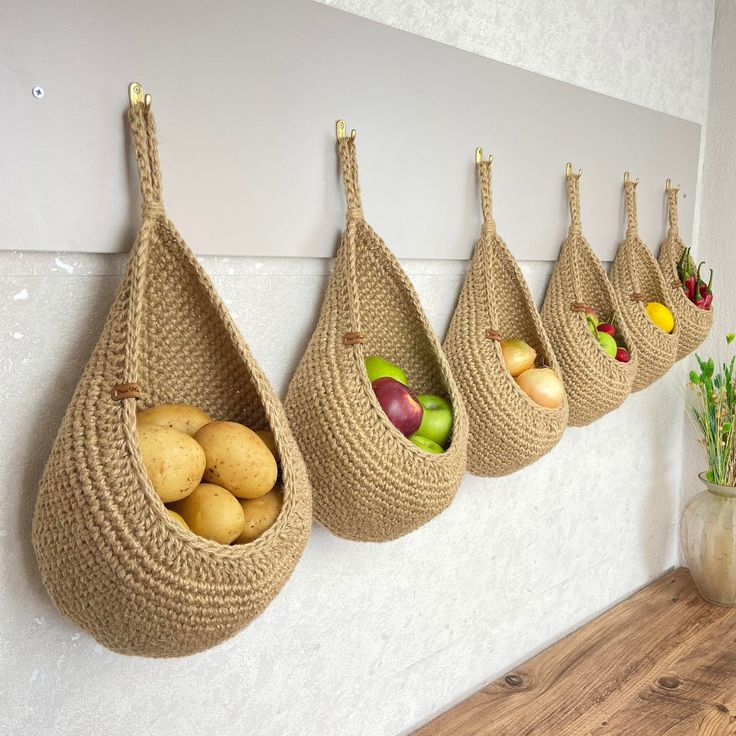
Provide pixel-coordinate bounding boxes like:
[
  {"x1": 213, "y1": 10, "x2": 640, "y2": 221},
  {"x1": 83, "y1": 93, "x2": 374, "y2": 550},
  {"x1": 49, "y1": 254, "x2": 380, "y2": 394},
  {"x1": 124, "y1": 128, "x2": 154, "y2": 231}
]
[
  {"x1": 658, "y1": 182, "x2": 713, "y2": 360},
  {"x1": 610, "y1": 175, "x2": 678, "y2": 391}
]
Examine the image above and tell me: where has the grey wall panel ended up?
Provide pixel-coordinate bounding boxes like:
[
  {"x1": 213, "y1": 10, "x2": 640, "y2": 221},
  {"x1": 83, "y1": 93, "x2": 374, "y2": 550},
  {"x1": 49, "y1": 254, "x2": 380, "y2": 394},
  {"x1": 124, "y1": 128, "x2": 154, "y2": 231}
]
[{"x1": 1, "y1": 0, "x2": 701, "y2": 260}]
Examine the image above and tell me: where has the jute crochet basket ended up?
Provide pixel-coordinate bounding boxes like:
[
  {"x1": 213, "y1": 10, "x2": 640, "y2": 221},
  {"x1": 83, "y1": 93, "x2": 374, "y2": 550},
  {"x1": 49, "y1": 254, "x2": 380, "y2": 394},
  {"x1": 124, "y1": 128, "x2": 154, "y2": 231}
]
[
  {"x1": 284, "y1": 124, "x2": 468, "y2": 542},
  {"x1": 541, "y1": 166, "x2": 638, "y2": 426},
  {"x1": 610, "y1": 175, "x2": 678, "y2": 391},
  {"x1": 658, "y1": 181, "x2": 713, "y2": 360},
  {"x1": 32, "y1": 86, "x2": 312, "y2": 657},
  {"x1": 444, "y1": 153, "x2": 568, "y2": 476}
]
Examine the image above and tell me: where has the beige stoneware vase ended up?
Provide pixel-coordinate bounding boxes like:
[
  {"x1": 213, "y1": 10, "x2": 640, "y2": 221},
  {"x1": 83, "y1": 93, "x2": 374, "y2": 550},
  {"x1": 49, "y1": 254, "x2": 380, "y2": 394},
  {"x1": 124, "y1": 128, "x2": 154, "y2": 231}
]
[{"x1": 681, "y1": 472, "x2": 736, "y2": 607}]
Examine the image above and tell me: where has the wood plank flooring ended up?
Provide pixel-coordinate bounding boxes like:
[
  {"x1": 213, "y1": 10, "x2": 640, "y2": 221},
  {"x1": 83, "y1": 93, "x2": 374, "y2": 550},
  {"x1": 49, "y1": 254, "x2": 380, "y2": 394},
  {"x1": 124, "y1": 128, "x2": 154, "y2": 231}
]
[{"x1": 414, "y1": 569, "x2": 736, "y2": 735}]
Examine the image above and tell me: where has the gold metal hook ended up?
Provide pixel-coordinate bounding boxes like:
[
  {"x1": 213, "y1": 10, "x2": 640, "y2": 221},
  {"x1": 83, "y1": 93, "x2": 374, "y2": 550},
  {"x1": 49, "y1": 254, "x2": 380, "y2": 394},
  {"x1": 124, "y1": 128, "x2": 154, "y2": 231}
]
[
  {"x1": 128, "y1": 82, "x2": 143, "y2": 108},
  {"x1": 336, "y1": 119, "x2": 356, "y2": 141},
  {"x1": 666, "y1": 178, "x2": 681, "y2": 192},
  {"x1": 624, "y1": 171, "x2": 639, "y2": 186},
  {"x1": 475, "y1": 147, "x2": 493, "y2": 164},
  {"x1": 566, "y1": 162, "x2": 582, "y2": 177},
  {"x1": 128, "y1": 82, "x2": 151, "y2": 109}
]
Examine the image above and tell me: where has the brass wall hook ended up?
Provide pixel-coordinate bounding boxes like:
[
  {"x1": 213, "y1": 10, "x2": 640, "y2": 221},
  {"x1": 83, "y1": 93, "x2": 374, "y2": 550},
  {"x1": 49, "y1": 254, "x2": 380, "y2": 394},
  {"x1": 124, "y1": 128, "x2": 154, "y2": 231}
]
[
  {"x1": 624, "y1": 171, "x2": 639, "y2": 186},
  {"x1": 566, "y1": 162, "x2": 582, "y2": 177},
  {"x1": 475, "y1": 147, "x2": 493, "y2": 164},
  {"x1": 128, "y1": 82, "x2": 151, "y2": 109},
  {"x1": 666, "y1": 178, "x2": 681, "y2": 192},
  {"x1": 335, "y1": 119, "x2": 356, "y2": 141}
]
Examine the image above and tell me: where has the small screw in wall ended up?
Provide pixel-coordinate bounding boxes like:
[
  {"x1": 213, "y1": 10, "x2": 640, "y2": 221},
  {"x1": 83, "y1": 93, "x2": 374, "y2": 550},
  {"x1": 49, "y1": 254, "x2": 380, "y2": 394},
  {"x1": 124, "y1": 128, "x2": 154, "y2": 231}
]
[{"x1": 32, "y1": 87, "x2": 45, "y2": 99}]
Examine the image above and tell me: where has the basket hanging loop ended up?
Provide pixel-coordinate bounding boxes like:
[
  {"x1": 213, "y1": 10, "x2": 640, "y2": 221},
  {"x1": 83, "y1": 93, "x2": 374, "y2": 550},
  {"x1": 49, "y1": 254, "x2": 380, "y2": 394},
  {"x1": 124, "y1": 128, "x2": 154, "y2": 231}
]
[
  {"x1": 336, "y1": 119, "x2": 363, "y2": 222},
  {"x1": 128, "y1": 82, "x2": 165, "y2": 220}
]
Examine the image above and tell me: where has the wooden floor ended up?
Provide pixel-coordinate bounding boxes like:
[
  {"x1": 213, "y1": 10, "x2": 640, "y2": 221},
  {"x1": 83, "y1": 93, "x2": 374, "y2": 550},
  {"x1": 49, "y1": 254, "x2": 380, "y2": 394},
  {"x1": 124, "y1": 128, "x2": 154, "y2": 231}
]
[{"x1": 414, "y1": 569, "x2": 736, "y2": 735}]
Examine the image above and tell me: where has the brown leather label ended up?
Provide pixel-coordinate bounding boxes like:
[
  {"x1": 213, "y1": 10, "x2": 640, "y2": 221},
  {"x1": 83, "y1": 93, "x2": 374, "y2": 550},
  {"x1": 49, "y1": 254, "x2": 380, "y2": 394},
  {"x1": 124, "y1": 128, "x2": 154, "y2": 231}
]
[
  {"x1": 343, "y1": 332, "x2": 364, "y2": 346},
  {"x1": 112, "y1": 383, "x2": 142, "y2": 401},
  {"x1": 485, "y1": 329, "x2": 502, "y2": 341},
  {"x1": 570, "y1": 303, "x2": 589, "y2": 313},
  {"x1": 629, "y1": 292, "x2": 646, "y2": 302}
]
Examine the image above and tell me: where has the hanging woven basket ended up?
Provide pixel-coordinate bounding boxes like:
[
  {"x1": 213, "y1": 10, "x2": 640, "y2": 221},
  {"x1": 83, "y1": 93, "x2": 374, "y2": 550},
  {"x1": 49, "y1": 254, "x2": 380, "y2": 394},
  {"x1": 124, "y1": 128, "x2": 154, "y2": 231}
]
[
  {"x1": 31, "y1": 85, "x2": 312, "y2": 658},
  {"x1": 610, "y1": 174, "x2": 678, "y2": 391},
  {"x1": 541, "y1": 165, "x2": 638, "y2": 426},
  {"x1": 284, "y1": 122, "x2": 468, "y2": 542},
  {"x1": 658, "y1": 182, "x2": 713, "y2": 360},
  {"x1": 444, "y1": 152, "x2": 568, "y2": 476}
]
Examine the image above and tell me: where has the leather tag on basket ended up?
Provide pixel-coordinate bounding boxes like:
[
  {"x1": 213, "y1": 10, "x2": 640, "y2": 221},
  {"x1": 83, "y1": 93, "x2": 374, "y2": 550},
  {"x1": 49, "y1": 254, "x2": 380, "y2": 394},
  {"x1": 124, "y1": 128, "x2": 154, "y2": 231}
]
[
  {"x1": 342, "y1": 331, "x2": 364, "y2": 346},
  {"x1": 111, "y1": 383, "x2": 142, "y2": 400}
]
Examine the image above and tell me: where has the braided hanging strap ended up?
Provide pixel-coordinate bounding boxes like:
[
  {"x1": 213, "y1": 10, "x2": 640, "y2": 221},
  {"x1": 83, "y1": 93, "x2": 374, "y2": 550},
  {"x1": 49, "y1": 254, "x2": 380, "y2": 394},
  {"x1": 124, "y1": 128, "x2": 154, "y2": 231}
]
[
  {"x1": 31, "y1": 90, "x2": 312, "y2": 657},
  {"x1": 610, "y1": 178, "x2": 678, "y2": 390},
  {"x1": 657, "y1": 183, "x2": 713, "y2": 359},
  {"x1": 284, "y1": 128, "x2": 468, "y2": 542},
  {"x1": 540, "y1": 168, "x2": 638, "y2": 426},
  {"x1": 443, "y1": 157, "x2": 568, "y2": 477}
]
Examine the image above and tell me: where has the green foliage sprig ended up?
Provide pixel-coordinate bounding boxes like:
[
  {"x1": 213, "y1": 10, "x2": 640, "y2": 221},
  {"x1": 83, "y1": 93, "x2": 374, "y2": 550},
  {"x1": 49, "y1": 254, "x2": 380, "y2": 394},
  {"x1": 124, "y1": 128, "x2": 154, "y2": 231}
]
[{"x1": 689, "y1": 333, "x2": 736, "y2": 486}]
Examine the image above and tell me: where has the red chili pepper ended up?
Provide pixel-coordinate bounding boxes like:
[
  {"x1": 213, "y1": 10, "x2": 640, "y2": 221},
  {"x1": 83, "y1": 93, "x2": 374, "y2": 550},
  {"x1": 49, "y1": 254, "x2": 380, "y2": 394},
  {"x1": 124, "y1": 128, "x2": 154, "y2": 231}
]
[
  {"x1": 695, "y1": 262, "x2": 705, "y2": 298},
  {"x1": 702, "y1": 292, "x2": 713, "y2": 310},
  {"x1": 685, "y1": 275, "x2": 697, "y2": 301},
  {"x1": 704, "y1": 268, "x2": 713, "y2": 296}
]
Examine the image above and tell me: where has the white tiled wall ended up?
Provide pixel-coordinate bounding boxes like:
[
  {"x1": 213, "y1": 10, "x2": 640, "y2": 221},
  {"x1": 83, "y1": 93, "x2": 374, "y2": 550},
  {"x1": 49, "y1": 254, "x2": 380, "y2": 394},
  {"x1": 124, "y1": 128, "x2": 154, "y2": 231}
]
[{"x1": 0, "y1": 2, "x2": 716, "y2": 735}]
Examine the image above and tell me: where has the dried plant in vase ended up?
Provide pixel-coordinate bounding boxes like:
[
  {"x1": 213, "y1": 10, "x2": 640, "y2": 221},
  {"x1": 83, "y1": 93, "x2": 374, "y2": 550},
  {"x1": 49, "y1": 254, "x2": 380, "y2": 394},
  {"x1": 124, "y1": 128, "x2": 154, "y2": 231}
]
[{"x1": 681, "y1": 333, "x2": 736, "y2": 606}]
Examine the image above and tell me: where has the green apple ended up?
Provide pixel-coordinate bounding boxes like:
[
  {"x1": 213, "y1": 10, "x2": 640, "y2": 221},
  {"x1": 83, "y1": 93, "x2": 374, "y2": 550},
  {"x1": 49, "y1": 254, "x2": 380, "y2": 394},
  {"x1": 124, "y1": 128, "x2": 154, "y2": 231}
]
[
  {"x1": 585, "y1": 311, "x2": 599, "y2": 336},
  {"x1": 364, "y1": 355, "x2": 408, "y2": 385},
  {"x1": 596, "y1": 331, "x2": 617, "y2": 357},
  {"x1": 415, "y1": 394, "x2": 453, "y2": 448},
  {"x1": 409, "y1": 434, "x2": 444, "y2": 454}
]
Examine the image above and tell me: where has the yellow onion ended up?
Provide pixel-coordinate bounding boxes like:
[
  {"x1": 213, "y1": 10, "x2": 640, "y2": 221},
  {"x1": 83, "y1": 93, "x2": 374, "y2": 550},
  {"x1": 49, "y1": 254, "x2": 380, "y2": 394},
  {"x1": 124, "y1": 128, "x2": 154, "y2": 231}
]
[
  {"x1": 500, "y1": 339, "x2": 537, "y2": 377},
  {"x1": 515, "y1": 368, "x2": 565, "y2": 409}
]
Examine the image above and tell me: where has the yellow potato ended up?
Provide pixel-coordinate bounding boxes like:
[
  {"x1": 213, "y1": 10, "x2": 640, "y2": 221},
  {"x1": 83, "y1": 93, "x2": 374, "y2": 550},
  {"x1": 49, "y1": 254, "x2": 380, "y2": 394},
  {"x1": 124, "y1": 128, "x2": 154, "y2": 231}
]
[
  {"x1": 137, "y1": 403, "x2": 212, "y2": 437},
  {"x1": 194, "y1": 421, "x2": 278, "y2": 499},
  {"x1": 167, "y1": 509, "x2": 190, "y2": 530},
  {"x1": 137, "y1": 424, "x2": 206, "y2": 503},
  {"x1": 171, "y1": 483, "x2": 245, "y2": 544},
  {"x1": 255, "y1": 429, "x2": 279, "y2": 464},
  {"x1": 236, "y1": 487, "x2": 283, "y2": 544}
]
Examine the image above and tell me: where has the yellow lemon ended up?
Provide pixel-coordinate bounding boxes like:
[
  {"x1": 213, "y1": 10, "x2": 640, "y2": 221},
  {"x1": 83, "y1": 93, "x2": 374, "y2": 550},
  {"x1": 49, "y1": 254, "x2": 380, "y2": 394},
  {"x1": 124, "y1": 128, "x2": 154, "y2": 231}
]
[{"x1": 645, "y1": 302, "x2": 675, "y2": 334}]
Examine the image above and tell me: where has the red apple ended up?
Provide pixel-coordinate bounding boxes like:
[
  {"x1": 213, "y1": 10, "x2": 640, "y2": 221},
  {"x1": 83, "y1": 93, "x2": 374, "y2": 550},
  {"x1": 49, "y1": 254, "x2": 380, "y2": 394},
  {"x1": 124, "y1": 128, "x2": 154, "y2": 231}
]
[
  {"x1": 372, "y1": 377, "x2": 423, "y2": 436},
  {"x1": 615, "y1": 347, "x2": 630, "y2": 363},
  {"x1": 597, "y1": 323, "x2": 615, "y2": 337}
]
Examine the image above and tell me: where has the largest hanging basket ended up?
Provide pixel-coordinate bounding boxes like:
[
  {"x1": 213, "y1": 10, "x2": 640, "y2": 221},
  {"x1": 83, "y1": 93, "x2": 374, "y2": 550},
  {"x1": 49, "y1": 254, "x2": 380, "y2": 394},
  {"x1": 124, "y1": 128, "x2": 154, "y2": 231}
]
[
  {"x1": 610, "y1": 175, "x2": 678, "y2": 391},
  {"x1": 31, "y1": 85, "x2": 312, "y2": 657},
  {"x1": 444, "y1": 152, "x2": 568, "y2": 476},
  {"x1": 658, "y1": 182, "x2": 713, "y2": 359},
  {"x1": 541, "y1": 166, "x2": 639, "y2": 426},
  {"x1": 284, "y1": 122, "x2": 468, "y2": 542}
]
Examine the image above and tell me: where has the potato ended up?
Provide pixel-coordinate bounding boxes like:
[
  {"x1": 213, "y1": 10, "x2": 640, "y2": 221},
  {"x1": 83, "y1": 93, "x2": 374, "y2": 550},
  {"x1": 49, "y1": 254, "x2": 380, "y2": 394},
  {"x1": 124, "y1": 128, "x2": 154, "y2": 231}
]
[
  {"x1": 171, "y1": 483, "x2": 245, "y2": 544},
  {"x1": 194, "y1": 421, "x2": 278, "y2": 499},
  {"x1": 255, "y1": 429, "x2": 279, "y2": 464},
  {"x1": 137, "y1": 403, "x2": 212, "y2": 437},
  {"x1": 236, "y1": 487, "x2": 283, "y2": 544},
  {"x1": 137, "y1": 424, "x2": 206, "y2": 503},
  {"x1": 167, "y1": 509, "x2": 190, "y2": 530}
]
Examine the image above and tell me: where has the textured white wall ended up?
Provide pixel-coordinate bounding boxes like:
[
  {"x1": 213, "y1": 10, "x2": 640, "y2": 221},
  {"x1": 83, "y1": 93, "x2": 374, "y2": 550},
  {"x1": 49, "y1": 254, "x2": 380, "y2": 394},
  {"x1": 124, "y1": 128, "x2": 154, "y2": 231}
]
[
  {"x1": 682, "y1": 0, "x2": 736, "y2": 505},
  {"x1": 0, "y1": 2, "x2": 715, "y2": 735},
  {"x1": 320, "y1": 0, "x2": 714, "y2": 122}
]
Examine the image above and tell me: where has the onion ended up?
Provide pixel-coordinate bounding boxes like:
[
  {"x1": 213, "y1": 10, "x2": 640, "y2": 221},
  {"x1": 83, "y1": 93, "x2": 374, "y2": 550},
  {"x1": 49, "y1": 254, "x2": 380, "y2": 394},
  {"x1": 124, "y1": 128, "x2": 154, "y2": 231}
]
[
  {"x1": 500, "y1": 339, "x2": 537, "y2": 377},
  {"x1": 515, "y1": 368, "x2": 565, "y2": 409}
]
